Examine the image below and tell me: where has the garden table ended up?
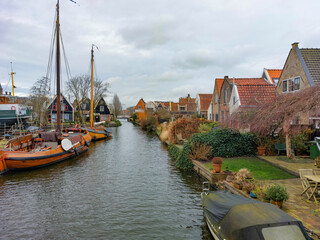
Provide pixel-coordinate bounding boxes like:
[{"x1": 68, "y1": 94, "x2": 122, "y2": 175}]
[{"x1": 304, "y1": 175, "x2": 320, "y2": 203}]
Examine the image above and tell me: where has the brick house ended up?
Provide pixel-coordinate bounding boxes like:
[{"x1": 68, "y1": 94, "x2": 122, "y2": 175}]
[
  {"x1": 211, "y1": 78, "x2": 224, "y2": 121},
  {"x1": 134, "y1": 98, "x2": 147, "y2": 121},
  {"x1": 276, "y1": 42, "x2": 320, "y2": 127},
  {"x1": 219, "y1": 77, "x2": 269, "y2": 125}
]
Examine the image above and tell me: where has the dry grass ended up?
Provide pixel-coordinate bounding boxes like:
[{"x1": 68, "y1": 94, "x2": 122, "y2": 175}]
[{"x1": 189, "y1": 142, "x2": 211, "y2": 161}]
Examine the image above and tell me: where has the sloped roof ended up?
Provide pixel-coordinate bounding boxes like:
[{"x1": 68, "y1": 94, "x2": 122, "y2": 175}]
[
  {"x1": 215, "y1": 78, "x2": 224, "y2": 96},
  {"x1": 234, "y1": 78, "x2": 269, "y2": 85},
  {"x1": 266, "y1": 69, "x2": 282, "y2": 84},
  {"x1": 300, "y1": 48, "x2": 320, "y2": 85},
  {"x1": 198, "y1": 94, "x2": 213, "y2": 111},
  {"x1": 237, "y1": 84, "x2": 276, "y2": 106}
]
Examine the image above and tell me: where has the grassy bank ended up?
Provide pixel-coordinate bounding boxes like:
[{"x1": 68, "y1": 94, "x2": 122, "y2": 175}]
[{"x1": 204, "y1": 157, "x2": 296, "y2": 180}]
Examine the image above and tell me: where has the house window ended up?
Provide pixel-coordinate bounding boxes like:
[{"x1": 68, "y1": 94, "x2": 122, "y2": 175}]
[
  {"x1": 283, "y1": 77, "x2": 301, "y2": 93},
  {"x1": 100, "y1": 106, "x2": 104, "y2": 112},
  {"x1": 215, "y1": 114, "x2": 219, "y2": 121},
  {"x1": 180, "y1": 106, "x2": 185, "y2": 111},
  {"x1": 282, "y1": 81, "x2": 288, "y2": 92},
  {"x1": 138, "y1": 106, "x2": 141, "y2": 109},
  {"x1": 294, "y1": 77, "x2": 300, "y2": 90},
  {"x1": 221, "y1": 111, "x2": 224, "y2": 121},
  {"x1": 82, "y1": 103, "x2": 86, "y2": 110},
  {"x1": 215, "y1": 94, "x2": 218, "y2": 103},
  {"x1": 233, "y1": 96, "x2": 236, "y2": 105},
  {"x1": 223, "y1": 89, "x2": 227, "y2": 104},
  {"x1": 226, "y1": 111, "x2": 229, "y2": 120}
]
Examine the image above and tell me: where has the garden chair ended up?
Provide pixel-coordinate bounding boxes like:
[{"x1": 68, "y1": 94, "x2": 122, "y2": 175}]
[{"x1": 299, "y1": 169, "x2": 314, "y2": 199}]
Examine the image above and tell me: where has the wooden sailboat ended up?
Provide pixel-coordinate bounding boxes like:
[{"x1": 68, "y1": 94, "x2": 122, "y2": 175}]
[
  {"x1": 2, "y1": 0, "x2": 91, "y2": 171},
  {"x1": 84, "y1": 45, "x2": 111, "y2": 141}
]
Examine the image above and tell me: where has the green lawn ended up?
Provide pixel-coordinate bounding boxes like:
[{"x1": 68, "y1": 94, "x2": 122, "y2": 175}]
[
  {"x1": 204, "y1": 157, "x2": 296, "y2": 180},
  {"x1": 276, "y1": 156, "x2": 314, "y2": 163}
]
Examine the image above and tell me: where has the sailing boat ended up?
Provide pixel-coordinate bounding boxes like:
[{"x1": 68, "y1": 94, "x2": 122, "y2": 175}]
[
  {"x1": 82, "y1": 45, "x2": 111, "y2": 141},
  {"x1": 2, "y1": 0, "x2": 91, "y2": 171}
]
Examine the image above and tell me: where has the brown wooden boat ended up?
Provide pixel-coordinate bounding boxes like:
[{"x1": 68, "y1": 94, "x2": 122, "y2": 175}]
[
  {"x1": 3, "y1": 130, "x2": 91, "y2": 170},
  {"x1": 0, "y1": 151, "x2": 8, "y2": 174},
  {"x1": 0, "y1": 0, "x2": 92, "y2": 172}
]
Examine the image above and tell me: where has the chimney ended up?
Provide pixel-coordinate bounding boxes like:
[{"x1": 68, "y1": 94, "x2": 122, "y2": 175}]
[
  {"x1": 9, "y1": 92, "x2": 11, "y2": 95},
  {"x1": 292, "y1": 42, "x2": 299, "y2": 49},
  {"x1": 224, "y1": 75, "x2": 229, "y2": 80},
  {"x1": 5, "y1": 91, "x2": 7, "y2": 95}
]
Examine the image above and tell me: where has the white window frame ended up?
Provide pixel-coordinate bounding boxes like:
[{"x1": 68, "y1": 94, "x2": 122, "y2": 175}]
[{"x1": 282, "y1": 76, "x2": 301, "y2": 93}]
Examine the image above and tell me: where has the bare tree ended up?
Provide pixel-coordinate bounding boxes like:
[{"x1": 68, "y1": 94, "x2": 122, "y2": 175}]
[
  {"x1": 93, "y1": 79, "x2": 109, "y2": 103},
  {"x1": 232, "y1": 86, "x2": 320, "y2": 158},
  {"x1": 65, "y1": 74, "x2": 90, "y2": 123},
  {"x1": 27, "y1": 77, "x2": 50, "y2": 127},
  {"x1": 112, "y1": 94, "x2": 122, "y2": 120}
]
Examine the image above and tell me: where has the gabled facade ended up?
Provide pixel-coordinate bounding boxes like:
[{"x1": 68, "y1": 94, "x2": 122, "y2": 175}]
[
  {"x1": 276, "y1": 42, "x2": 320, "y2": 95},
  {"x1": 94, "y1": 96, "x2": 111, "y2": 122},
  {"x1": 276, "y1": 42, "x2": 320, "y2": 127},
  {"x1": 212, "y1": 78, "x2": 224, "y2": 122},
  {"x1": 134, "y1": 98, "x2": 147, "y2": 121},
  {"x1": 196, "y1": 94, "x2": 213, "y2": 118},
  {"x1": 219, "y1": 77, "x2": 269, "y2": 125},
  {"x1": 262, "y1": 68, "x2": 282, "y2": 85},
  {"x1": 47, "y1": 94, "x2": 74, "y2": 123},
  {"x1": 229, "y1": 83, "x2": 276, "y2": 118}
]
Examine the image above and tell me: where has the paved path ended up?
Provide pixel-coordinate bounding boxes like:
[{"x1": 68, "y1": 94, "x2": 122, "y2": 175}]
[{"x1": 259, "y1": 156, "x2": 320, "y2": 237}]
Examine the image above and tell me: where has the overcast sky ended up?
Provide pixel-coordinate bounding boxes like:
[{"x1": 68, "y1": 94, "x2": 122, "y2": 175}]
[{"x1": 1, "y1": 0, "x2": 320, "y2": 107}]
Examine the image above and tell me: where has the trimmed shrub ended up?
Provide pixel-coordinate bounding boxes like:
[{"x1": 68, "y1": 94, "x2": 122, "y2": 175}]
[{"x1": 176, "y1": 128, "x2": 258, "y2": 170}]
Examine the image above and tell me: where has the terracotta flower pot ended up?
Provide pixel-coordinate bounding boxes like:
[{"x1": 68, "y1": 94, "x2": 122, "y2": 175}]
[
  {"x1": 233, "y1": 182, "x2": 243, "y2": 190},
  {"x1": 257, "y1": 146, "x2": 266, "y2": 156},
  {"x1": 213, "y1": 163, "x2": 222, "y2": 173},
  {"x1": 271, "y1": 200, "x2": 283, "y2": 208}
]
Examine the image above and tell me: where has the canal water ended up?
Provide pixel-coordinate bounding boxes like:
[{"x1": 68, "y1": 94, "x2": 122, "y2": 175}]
[{"x1": 0, "y1": 120, "x2": 212, "y2": 239}]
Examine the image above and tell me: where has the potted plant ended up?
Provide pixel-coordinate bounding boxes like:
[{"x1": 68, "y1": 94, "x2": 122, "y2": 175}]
[
  {"x1": 254, "y1": 185, "x2": 270, "y2": 202},
  {"x1": 243, "y1": 181, "x2": 255, "y2": 194},
  {"x1": 266, "y1": 184, "x2": 289, "y2": 208},
  {"x1": 212, "y1": 157, "x2": 223, "y2": 173},
  {"x1": 257, "y1": 136, "x2": 267, "y2": 156}
]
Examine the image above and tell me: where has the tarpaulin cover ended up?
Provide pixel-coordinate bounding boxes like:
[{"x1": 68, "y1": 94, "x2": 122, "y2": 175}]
[{"x1": 202, "y1": 190, "x2": 309, "y2": 240}]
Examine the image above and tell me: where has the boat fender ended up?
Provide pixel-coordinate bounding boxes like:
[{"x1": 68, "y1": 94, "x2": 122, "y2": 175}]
[
  {"x1": 74, "y1": 147, "x2": 79, "y2": 156},
  {"x1": 85, "y1": 141, "x2": 89, "y2": 147},
  {"x1": 11, "y1": 106, "x2": 16, "y2": 110},
  {"x1": 94, "y1": 135, "x2": 96, "y2": 141}
]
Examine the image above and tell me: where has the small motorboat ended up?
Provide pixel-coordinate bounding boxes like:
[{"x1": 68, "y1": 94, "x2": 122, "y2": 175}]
[{"x1": 201, "y1": 183, "x2": 311, "y2": 240}]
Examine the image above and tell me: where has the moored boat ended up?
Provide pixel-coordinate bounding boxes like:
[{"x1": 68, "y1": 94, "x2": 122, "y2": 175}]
[
  {"x1": 1, "y1": 0, "x2": 92, "y2": 172},
  {"x1": 3, "y1": 130, "x2": 91, "y2": 170},
  {"x1": 83, "y1": 44, "x2": 111, "y2": 141},
  {"x1": 201, "y1": 184, "x2": 310, "y2": 240}
]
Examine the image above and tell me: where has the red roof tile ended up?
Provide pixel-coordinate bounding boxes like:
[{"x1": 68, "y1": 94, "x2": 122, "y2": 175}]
[
  {"x1": 266, "y1": 69, "x2": 282, "y2": 84},
  {"x1": 234, "y1": 78, "x2": 269, "y2": 85},
  {"x1": 198, "y1": 94, "x2": 213, "y2": 111},
  {"x1": 215, "y1": 78, "x2": 224, "y2": 96},
  {"x1": 237, "y1": 84, "x2": 276, "y2": 106}
]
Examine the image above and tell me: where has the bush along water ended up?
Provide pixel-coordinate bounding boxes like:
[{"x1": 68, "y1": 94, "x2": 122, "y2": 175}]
[
  {"x1": 176, "y1": 128, "x2": 258, "y2": 170},
  {"x1": 168, "y1": 144, "x2": 182, "y2": 161}
]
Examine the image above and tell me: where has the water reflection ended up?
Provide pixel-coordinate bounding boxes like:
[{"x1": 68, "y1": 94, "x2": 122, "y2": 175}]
[{"x1": 0, "y1": 120, "x2": 213, "y2": 239}]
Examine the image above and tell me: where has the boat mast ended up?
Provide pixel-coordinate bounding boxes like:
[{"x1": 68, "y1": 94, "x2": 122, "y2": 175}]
[
  {"x1": 90, "y1": 45, "x2": 94, "y2": 127},
  {"x1": 9, "y1": 62, "x2": 16, "y2": 96},
  {"x1": 56, "y1": 0, "x2": 61, "y2": 132}
]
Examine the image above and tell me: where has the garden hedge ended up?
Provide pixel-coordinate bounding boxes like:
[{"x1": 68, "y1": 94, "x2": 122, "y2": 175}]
[{"x1": 176, "y1": 128, "x2": 258, "y2": 170}]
